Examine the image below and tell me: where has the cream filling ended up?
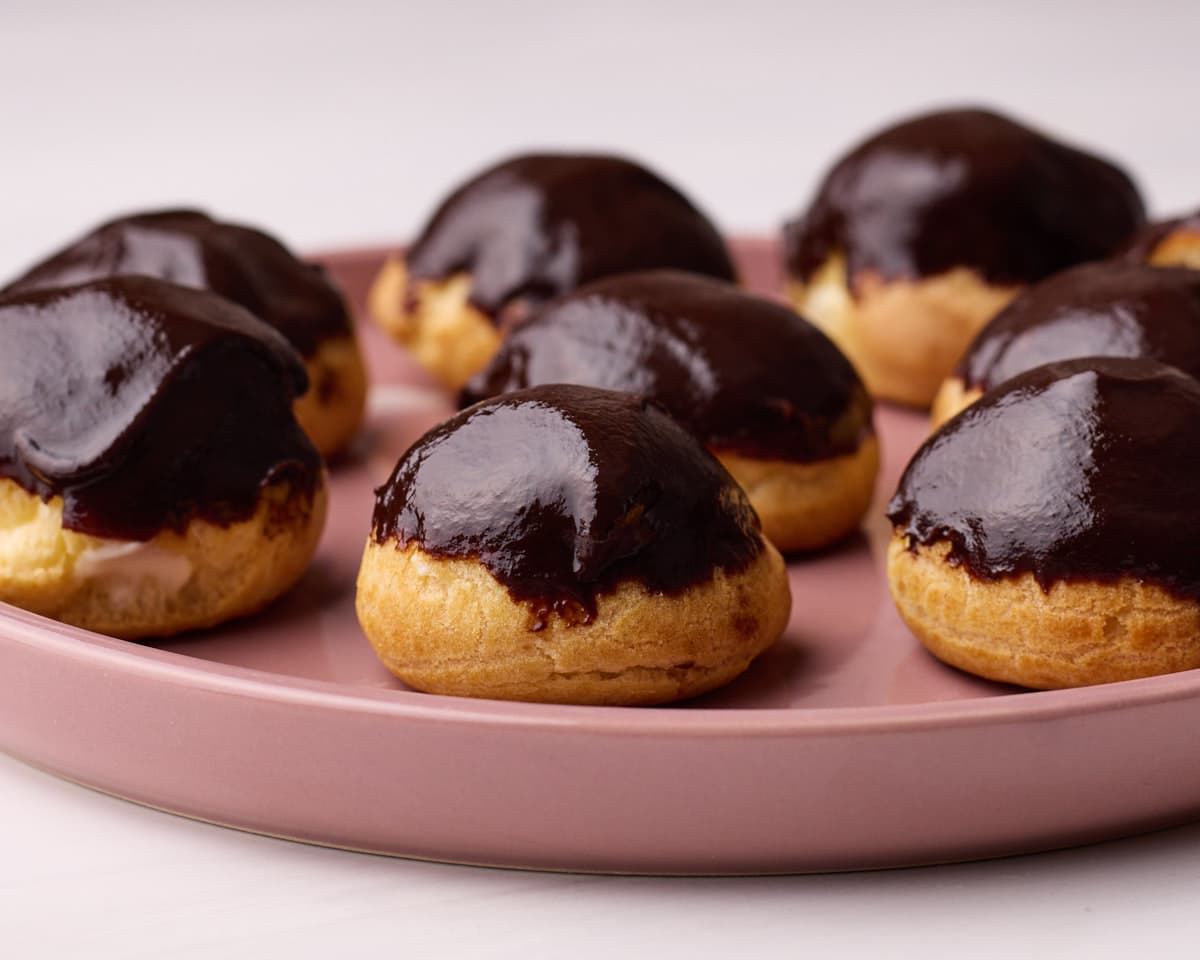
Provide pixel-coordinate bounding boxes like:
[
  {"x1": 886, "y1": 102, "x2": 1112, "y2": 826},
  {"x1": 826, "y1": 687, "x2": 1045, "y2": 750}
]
[
  {"x1": 73, "y1": 539, "x2": 193, "y2": 593},
  {"x1": 0, "y1": 491, "x2": 192, "y2": 593}
]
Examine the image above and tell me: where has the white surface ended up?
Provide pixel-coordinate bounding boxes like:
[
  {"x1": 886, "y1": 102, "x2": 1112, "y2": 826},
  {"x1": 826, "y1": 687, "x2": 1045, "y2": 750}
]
[
  {"x1": 3, "y1": 0, "x2": 1198, "y2": 276},
  {"x1": 3, "y1": 1, "x2": 1200, "y2": 956},
  {"x1": 4, "y1": 751, "x2": 1200, "y2": 959}
]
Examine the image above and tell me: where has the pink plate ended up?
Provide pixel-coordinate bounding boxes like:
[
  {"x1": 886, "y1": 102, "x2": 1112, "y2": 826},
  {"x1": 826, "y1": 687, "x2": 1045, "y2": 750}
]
[{"x1": 2, "y1": 240, "x2": 1200, "y2": 874}]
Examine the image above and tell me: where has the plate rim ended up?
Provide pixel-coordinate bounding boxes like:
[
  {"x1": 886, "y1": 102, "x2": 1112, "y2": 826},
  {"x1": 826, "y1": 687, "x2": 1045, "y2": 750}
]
[{"x1": 5, "y1": 594, "x2": 1198, "y2": 738}]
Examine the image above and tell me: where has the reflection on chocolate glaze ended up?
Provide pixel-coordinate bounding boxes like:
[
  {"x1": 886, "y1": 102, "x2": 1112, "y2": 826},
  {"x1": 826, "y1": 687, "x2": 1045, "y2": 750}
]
[
  {"x1": 785, "y1": 108, "x2": 1145, "y2": 288},
  {"x1": 3, "y1": 209, "x2": 350, "y2": 357},
  {"x1": 888, "y1": 357, "x2": 1200, "y2": 600},
  {"x1": 957, "y1": 262, "x2": 1200, "y2": 391},
  {"x1": 461, "y1": 270, "x2": 872, "y2": 462},
  {"x1": 406, "y1": 154, "x2": 736, "y2": 318},
  {"x1": 0, "y1": 276, "x2": 321, "y2": 540},
  {"x1": 1119, "y1": 209, "x2": 1200, "y2": 262},
  {"x1": 372, "y1": 384, "x2": 762, "y2": 623}
]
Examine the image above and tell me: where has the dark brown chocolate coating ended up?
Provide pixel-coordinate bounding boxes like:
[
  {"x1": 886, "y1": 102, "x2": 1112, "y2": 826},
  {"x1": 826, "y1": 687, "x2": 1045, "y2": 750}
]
[
  {"x1": 957, "y1": 263, "x2": 1200, "y2": 392},
  {"x1": 785, "y1": 108, "x2": 1145, "y2": 288},
  {"x1": 460, "y1": 270, "x2": 873, "y2": 463},
  {"x1": 371, "y1": 384, "x2": 762, "y2": 624},
  {"x1": 406, "y1": 154, "x2": 736, "y2": 318},
  {"x1": 0, "y1": 276, "x2": 321, "y2": 541},
  {"x1": 1119, "y1": 209, "x2": 1200, "y2": 263},
  {"x1": 3, "y1": 209, "x2": 350, "y2": 357},
  {"x1": 888, "y1": 357, "x2": 1200, "y2": 601}
]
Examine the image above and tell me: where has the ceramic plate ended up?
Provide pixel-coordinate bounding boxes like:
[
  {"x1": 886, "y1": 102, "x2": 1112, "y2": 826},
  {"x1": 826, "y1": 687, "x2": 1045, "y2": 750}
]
[{"x1": 2, "y1": 240, "x2": 1198, "y2": 874}]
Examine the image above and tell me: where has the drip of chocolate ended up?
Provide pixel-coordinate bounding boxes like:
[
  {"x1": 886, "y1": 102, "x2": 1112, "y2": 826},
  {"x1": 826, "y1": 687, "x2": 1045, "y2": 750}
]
[
  {"x1": 0, "y1": 275, "x2": 321, "y2": 541},
  {"x1": 371, "y1": 384, "x2": 762, "y2": 623},
  {"x1": 406, "y1": 154, "x2": 736, "y2": 318},
  {"x1": 3, "y1": 209, "x2": 350, "y2": 357},
  {"x1": 888, "y1": 357, "x2": 1200, "y2": 601},
  {"x1": 461, "y1": 270, "x2": 872, "y2": 462},
  {"x1": 956, "y1": 262, "x2": 1200, "y2": 392},
  {"x1": 1119, "y1": 209, "x2": 1200, "y2": 262},
  {"x1": 785, "y1": 108, "x2": 1145, "y2": 288}
]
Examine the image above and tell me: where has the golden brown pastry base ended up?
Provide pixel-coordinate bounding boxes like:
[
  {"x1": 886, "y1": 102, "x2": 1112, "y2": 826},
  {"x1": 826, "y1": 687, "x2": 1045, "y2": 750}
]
[
  {"x1": 356, "y1": 539, "x2": 791, "y2": 705},
  {"x1": 1146, "y1": 230, "x2": 1200, "y2": 270},
  {"x1": 0, "y1": 476, "x2": 326, "y2": 639},
  {"x1": 367, "y1": 255, "x2": 501, "y2": 389},
  {"x1": 887, "y1": 537, "x2": 1200, "y2": 689},
  {"x1": 715, "y1": 434, "x2": 879, "y2": 553},
  {"x1": 929, "y1": 377, "x2": 983, "y2": 430},
  {"x1": 788, "y1": 255, "x2": 1019, "y2": 408},
  {"x1": 294, "y1": 333, "x2": 369, "y2": 457}
]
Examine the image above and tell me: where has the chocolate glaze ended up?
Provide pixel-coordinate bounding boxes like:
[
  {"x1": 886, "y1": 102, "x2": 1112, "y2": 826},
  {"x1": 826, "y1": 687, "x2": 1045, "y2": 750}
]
[
  {"x1": 461, "y1": 270, "x2": 873, "y2": 462},
  {"x1": 1119, "y1": 209, "x2": 1200, "y2": 262},
  {"x1": 372, "y1": 384, "x2": 762, "y2": 625},
  {"x1": 0, "y1": 275, "x2": 321, "y2": 541},
  {"x1": 888, "y1": 357, "x2": 1200, "y2": 601},
  {"x1": 785, "y1": 108, "x2": 1145, "y2": 289},
  {"x1": 3, "y1": 209, "x2": 350, "y2": 357},
  {"x1": 957, "y1": 263, "x2": 1200, "y2": 392},
  {"x1": 406, "y1": 154, "x2": 736, "y2": 318}
]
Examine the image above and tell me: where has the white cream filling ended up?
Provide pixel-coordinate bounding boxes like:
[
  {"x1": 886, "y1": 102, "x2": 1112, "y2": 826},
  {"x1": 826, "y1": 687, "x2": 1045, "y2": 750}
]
[{"x1": 73, "y1": 540, "x2": 193, "y2": 593}]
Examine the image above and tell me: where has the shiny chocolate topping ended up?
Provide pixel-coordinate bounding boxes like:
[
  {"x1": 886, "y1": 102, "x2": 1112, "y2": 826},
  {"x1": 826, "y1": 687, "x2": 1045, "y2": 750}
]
[
  {"x1": 957, "y1": 262, "x2": 1200, "y2": 392},
  {"x1": 1119, "y1": 209, "x2": 1200, "y2": 263},
  {"x1": 785, "y1": 108, "x2": 1145, "y2": 288},
  {"x1": 3, "y1": 209, "x2": 350, "y2": 357},
  {"x1": 461, "y1": 270, "x2": 872, "y2": 462},
  {"x1": 889, "y1": 357, "x2": 1200, "y2": 600},
  {"x1": 0, "y1": 275, "x2": 321, "y2": 541},
  {"x1": 372, "y1": 384, "x2": 762, "y2": 624},
  {"x1": 406, "y1": 153, "x2": 736, "y2": 318}
]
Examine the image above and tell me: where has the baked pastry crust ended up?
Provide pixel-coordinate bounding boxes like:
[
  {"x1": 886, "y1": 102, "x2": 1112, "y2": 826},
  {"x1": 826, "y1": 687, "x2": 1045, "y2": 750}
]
[
  {"x1": 368, "y1": 255, "x2": 501, "y2": 389},
  {"x1": 294, "y1": 333, "x2": 369, "y2": 458},
  {"x1": 928, "y1": 377, "x2": 982, "y2": 430},
  {"x1": 0, "y1": 476, "x2": 326, "y2": 639},
  {"x1": 356, "y1": 539, "x2": 791, "y2": 706},
  {"x1": 788, "y1": 254, "x2": 1019, "y2": 408},
  {"x1": 716, "y1": 434, "x2": 879, "y2": 553},
  {"x1": 887, "y1": 538, "x2": 1200, "y2": 689},
  {"x1": 1146, "y1": 229, "x2": 1200, "y2": 270}
]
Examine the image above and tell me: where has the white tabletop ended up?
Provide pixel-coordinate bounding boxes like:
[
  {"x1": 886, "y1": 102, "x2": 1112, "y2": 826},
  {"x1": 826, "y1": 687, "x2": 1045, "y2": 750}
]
[
  {"x1": 4, "y1": 1, "x2": 1199, "y2": 955},
  {"x1": 5, "y1": 750, "x2": 1200, "y2": 959}
]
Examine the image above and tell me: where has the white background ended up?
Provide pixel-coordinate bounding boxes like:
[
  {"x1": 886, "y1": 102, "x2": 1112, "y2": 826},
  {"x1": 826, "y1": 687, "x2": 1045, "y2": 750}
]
[
  {"x1": 3, "y1": 0, "x2": 1197, "y2": 275},
  {"x1": 3, "y1": 1, "x2": 1200, "y2": 956}
]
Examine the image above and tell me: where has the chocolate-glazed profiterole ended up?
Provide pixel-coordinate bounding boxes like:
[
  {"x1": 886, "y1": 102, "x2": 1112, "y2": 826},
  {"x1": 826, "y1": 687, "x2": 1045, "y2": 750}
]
[
  {"x1": 368, "y1": 153, "x2": 736, "y2": 388},
  {"x1": 784, "y1": 108, "x2": 1145, "y2": 407},
  {"x1": 887, "y1": 356, "x2": 1200, "y2": 688},
  {"x1": 931, "y1": 263, "x2": 1200, "y2": 426},
  {"x1": 1120, "y1": 209, "x2": 1200, "y2": 271},
  {"x1": 356, "y1": 384, "x2": 790, "y2": 705},
  {"x1": 4, "y1": 209, "x2": 367, "y2": 456},
  {"x1": 461, "y1": 270, "x2": 878, "y2": 551},
  {"x1": 0, "y1": 275, "x2": 326, "y2": 638}
]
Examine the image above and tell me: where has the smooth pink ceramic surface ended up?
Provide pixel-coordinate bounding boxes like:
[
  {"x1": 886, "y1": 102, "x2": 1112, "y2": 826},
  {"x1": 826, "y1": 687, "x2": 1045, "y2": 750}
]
[{"x1": 2, "y1": 240, "x2": 1199, "y2": 874}]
